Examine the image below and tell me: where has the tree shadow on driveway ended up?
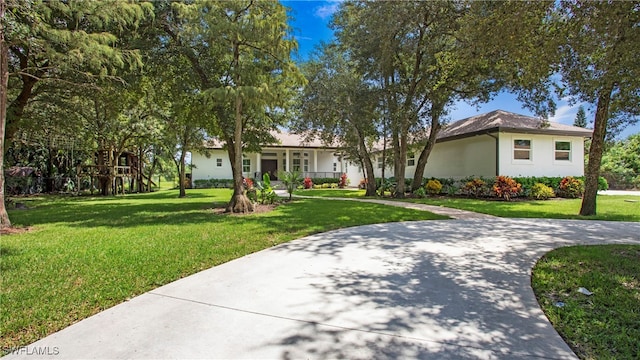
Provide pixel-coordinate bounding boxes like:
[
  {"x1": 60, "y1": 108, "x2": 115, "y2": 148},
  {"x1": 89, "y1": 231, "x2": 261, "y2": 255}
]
[{"x1": 260, "y1": 219, "x2": 640, "y2": 359}]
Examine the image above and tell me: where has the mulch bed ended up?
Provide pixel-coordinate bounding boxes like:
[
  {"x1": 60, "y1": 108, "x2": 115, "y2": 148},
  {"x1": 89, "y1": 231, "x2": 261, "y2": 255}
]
[{"x1": 209, "y1": 203, "x2": 279, "y2": 215}]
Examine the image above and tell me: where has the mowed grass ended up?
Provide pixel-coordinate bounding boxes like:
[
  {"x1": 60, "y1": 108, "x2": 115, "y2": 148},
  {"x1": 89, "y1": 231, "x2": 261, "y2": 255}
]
[
  {"x1": 405, "y1": 196, "x2": 640, "y2": 222},
  {"x1": 295, "y1": 189, "x2": 368, "y2": 198},
  {"x1": 297, "y1": 189, "x2": 640, "y2": 222},
  {"x1": 532, "y1": 245, "x2": 640, "y2": 359},
  {"x1": 0, "y1": 189, "x2": 445, "y2": 350}
]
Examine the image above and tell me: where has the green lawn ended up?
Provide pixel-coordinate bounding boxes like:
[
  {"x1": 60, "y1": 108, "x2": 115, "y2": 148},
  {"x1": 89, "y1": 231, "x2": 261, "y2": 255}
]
[
  {"x1": 295, "y1": 188, "x2": 368, "y2": 198},
  {"x1": 405, "y1": 196, "x2": 640, "y2": 222},
  {"x1": 532, "y1": 245, "x2": 640, "y2": 359},
  {"x1": 296, "y1": 189, "x2": 640, "y2": 222},
  {"x1": 0, "y1": 189, "x2": 445, "y2": 350}
]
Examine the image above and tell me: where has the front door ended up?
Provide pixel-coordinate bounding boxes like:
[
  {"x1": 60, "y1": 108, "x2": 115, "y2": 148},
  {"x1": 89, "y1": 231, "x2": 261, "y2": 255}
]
[{"x1": 261, "y1": 159, "x2": 278, "y2": 180}]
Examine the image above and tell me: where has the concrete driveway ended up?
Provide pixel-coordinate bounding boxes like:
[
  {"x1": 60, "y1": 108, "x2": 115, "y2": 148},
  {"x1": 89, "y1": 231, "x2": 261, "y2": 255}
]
[{"x1": 6, "y1": 219, "x2": 639, "y2": 359}]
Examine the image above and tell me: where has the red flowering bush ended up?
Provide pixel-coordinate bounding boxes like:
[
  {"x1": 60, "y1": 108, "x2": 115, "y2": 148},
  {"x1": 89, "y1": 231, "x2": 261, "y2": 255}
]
[
  {"x1": 243, "y1": 178, "x2": 254, "y2": 189},
  {"x1": 339, "y1": 173, "x2": 349, "y2": 188},
  {"x1": 303, "y1": 177, "x2": 313, "y2": 189},
  {"x1": 492, "y1": 176, "x2": 522, "y2": 201},
  {"x1": 558, "y1": 176, "x2": 584, "y2": 198}
]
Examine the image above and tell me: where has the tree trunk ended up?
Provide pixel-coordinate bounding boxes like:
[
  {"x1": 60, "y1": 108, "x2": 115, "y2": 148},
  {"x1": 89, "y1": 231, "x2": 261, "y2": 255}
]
[
  {"x1": 355, "y1": 128, "x2": 377, "y2": 197},
  {"x1": 178, "y1": 146, "x2": 187, "y2": 198},
  {"x1": 580, "y1": 85, "x2": 613, "y2": 216},
  {"x1": 393, "y1": 121, "x2": 408, "y2": 198},
  {"x1": 5, "y1": 76, "x2": 37, "y2": 148},
  {"x1": 0, "y1": 0, "x2": 12, "y2": 229},
  {"x1": 225, "y1": 92, "x2": 253, "y2": 213},
  {"x1": 46, "y1": 146, "x2": 54, "y2": 192},
  {"x1": 411, "y1": 106, "x2": 443, "y2": 191}
]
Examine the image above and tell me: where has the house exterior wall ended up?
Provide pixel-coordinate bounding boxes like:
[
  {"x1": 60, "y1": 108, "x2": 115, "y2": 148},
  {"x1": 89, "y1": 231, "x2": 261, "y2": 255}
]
[
  {"x1": 192, "y1": 151, "x2": 232, "y2": 180},
  {"x1": 192, "y1": 132, "x2": 586, "y2": 183},
  {"x1": 371, "y1": 136, "x2": 496, "y2": 180},
  {"x1": 191, "y1": 148, "x2": 355, "y2": 182},
  {"x1": 422, "y1": 135, "x2": 497, "y2": 179},
  {"x1": 498, "y1": 133, "x2": 585, "y2": 177}
]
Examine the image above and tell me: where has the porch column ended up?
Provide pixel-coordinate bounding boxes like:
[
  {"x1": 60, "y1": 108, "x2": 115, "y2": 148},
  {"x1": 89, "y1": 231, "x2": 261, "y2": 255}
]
[
  {"x1": 285, "y1": 149, "x2": 289, "y2": 172},
  {"x1": 256, "y1": 153, "x2": 261, "y2": 178},
  {"x1": 313, "y1": 149, "x2": 318, "y2": 173}
]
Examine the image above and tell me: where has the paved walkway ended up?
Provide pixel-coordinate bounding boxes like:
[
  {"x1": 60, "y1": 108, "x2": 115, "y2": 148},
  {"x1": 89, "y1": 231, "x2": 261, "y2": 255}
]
[
  {"x1": 275, "y1": 190, "x2": 496, "y2": 219},
  {"x1": 7, "y1": 217, "x2": 639, "y2": 359}
]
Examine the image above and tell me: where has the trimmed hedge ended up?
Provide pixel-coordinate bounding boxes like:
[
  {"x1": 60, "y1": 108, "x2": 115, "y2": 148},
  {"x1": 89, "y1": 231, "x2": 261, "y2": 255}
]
[
  {"x1": 193, "y1": 179, "x2": 233, "y2": 189},
  {"x1": 373, "y1": 175, "x2": 608, "y2": 199},
  {"x1": 311, "y1": 177, "x2": 340, "y2": 184}
]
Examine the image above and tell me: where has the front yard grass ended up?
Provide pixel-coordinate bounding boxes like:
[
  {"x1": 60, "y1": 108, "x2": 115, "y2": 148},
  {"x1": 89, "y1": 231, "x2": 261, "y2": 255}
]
[
  {"x1": 404, "y1": 195, "x2": 640, "y2": 222},
  {"x1": 0, "y1": 189, "x2": 446, "y2": 351},
  {"x1": 296, "y1": 189, "x2": 640, "y2": 222},
  {"x1": 532, "y1": 245, "x2": 640, "y2": 359}
]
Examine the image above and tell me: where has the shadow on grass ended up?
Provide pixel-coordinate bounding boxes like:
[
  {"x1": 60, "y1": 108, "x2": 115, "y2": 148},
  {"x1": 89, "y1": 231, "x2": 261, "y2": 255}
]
[{"x1": 6, "y1": 193, "x2": 441, "y2": 232}]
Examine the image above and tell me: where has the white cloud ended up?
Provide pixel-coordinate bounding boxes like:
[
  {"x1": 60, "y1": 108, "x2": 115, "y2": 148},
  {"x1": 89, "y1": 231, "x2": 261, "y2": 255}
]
[
  {"x1": 314, "y1": 2, "x2": 340, "y2": 20},
  {"x1": 548, "y1": 104, "x2": 576, "y2": 125}
]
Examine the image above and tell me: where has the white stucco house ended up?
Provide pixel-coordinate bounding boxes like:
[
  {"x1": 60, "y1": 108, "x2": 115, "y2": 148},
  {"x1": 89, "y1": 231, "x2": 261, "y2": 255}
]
[
  {"x1": 191, "y1": 132, "x2": 363, "y2": 183},
  {"x1": 191, "y1": 110, "x2": 592, "y2": 184},
  {"x1": 375, "y1": 110, "x2": 593, "y2": 180}
]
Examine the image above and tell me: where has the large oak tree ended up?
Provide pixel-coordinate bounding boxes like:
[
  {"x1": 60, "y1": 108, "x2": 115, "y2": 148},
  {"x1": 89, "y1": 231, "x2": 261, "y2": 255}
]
[
  {"x1": 1, "y1": 0, "x2": 151, "y2": 229},
  {"x1": 164, "y1": 0, "x2": 304, "y2": 213}
]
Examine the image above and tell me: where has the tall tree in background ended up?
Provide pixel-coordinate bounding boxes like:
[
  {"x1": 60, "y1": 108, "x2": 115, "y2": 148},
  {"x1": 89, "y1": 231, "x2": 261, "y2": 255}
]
[
  {"x1": 573, "y1": 105, "x2": 587, "y2": 128},
  {"x1": 1, "y1": 0, "x2": 151, "y2": 229},
  {"x1": 294, "y1": 43, "x2": 379, "y2": 196},
  {"x1": 333, "y1": 1, "x2": 501, "y2": 196},
  {"x1": 1, "y1": 0, "x2": 10, "y2": 228},
  {"x1": 557, "y1": 1, "x2": 640, "y2": 216},
  {"x1": 334, "y1": 1, "x2": 434, "y2": 197},
  {"x1": 166, "y1": 1, "x2": 304, "y2": 212}
]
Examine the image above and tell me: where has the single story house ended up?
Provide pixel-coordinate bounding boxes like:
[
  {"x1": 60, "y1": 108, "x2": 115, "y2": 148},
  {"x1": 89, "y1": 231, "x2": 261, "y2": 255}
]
[
  {"x1": 191, "y1": 110, "x2": 593, "y2": 184},
  {"x1": 377, "y1": 109, "x2": 592, "y2": 180},
  {"x1": 191, "y1": 132, "x2": 363, "y2": 183}
]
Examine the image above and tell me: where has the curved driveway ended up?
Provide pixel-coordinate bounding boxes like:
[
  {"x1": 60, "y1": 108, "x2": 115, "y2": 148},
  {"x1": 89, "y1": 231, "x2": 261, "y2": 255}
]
[{"x1": 8, "y1": 218, "x2": 640, "y2": 359}]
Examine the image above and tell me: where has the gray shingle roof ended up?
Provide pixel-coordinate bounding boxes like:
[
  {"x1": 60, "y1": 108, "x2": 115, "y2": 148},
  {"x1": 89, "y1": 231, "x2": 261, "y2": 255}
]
[
  {"x1": 204, "y1": 131, "x2": 339, "y2": 149},
  {"x1": 437, "y1": 110, "x2": 593, "y2": 141}
]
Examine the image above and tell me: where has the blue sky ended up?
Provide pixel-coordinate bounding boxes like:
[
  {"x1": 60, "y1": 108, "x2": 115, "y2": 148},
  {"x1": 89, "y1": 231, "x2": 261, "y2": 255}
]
[{"x1": 282, "y1": 0, "x2": 639, "y2": 139}]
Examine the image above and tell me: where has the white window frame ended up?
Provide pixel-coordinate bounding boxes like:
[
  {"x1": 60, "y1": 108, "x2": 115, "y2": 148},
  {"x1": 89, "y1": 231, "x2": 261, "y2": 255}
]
[
  {"x1": 407, "y1": 153, "x2": 415, "y2": 167},
  {"x1": 216, "y1": 158, "x2": 222, "y2": 167},
  {"x1": 554, "y1": 140, "x2": 572, "y2": 162},
  {"x1": 292, "y1": 158, "x2": 301, "y2": 172},
  {"x1": 303, "y1": 158, "x2": 309, "y2": 172},
  {"x1": 242, "y1": 158, "x2": 251, "y2": 173},
  {"x1": 377, "y1": 157, "x2": 383, "y2": 169},
  {"x1": 513, "y1": 138, "x2": 533, "y2": 162}
]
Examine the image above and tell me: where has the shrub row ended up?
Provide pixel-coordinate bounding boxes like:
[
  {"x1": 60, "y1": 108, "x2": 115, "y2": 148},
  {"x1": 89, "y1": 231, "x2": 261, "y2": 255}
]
[
  {"x1": 374, "y1": 175, "x2": 608, "y2": 200},
  {"x1": 193, "y1": 179, "x2": 233, "y2": 189}
]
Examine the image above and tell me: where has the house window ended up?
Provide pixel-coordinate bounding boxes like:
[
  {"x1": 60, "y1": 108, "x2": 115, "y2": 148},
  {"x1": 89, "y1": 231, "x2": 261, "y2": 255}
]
[
  {"x1": 514, "y1": 139, "x2": 531, "y2": 160},
  {"x1": 377, "y1": 157, "x2": 383, "y2": 169},
  {"x1": 292, "y1": 158, "x2": 301, "y2": 171},
  {"x1": 407, "y1": 153, "x2": 415, "y2": 167},
  {"x1": 303, "y1": 159, "x2": 309, "y2": 172},
  {"x1": 333, "y1": 162, "x2": 337, "y2": 171},
  {"x1": 242, "y1": 158, "x2": 250, "y2": 173},
  {"x1": 216, "y1": 158, "x2": 222, "y2": 167},
  {"x1": 555, "y1": 141, "x2": 571, "y2": 161}
]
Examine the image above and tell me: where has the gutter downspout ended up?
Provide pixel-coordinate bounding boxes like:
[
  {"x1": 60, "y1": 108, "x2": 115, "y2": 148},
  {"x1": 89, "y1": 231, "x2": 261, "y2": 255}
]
[{"x1": 486, "y1": 132, "x2": 500, "y2": 176}]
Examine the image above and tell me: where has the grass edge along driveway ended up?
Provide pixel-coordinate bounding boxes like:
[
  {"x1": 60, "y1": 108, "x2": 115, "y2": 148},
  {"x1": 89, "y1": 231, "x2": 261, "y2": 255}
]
[
  {"x1": 295, "y1": 189, "x2": 640, "y2": 222},
  {"x1": 0, "y1": 189, "x2": 445, "y2": 351},
  {"x1": 297, "y1": 188, "x2": 640, "y2": 359}
]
